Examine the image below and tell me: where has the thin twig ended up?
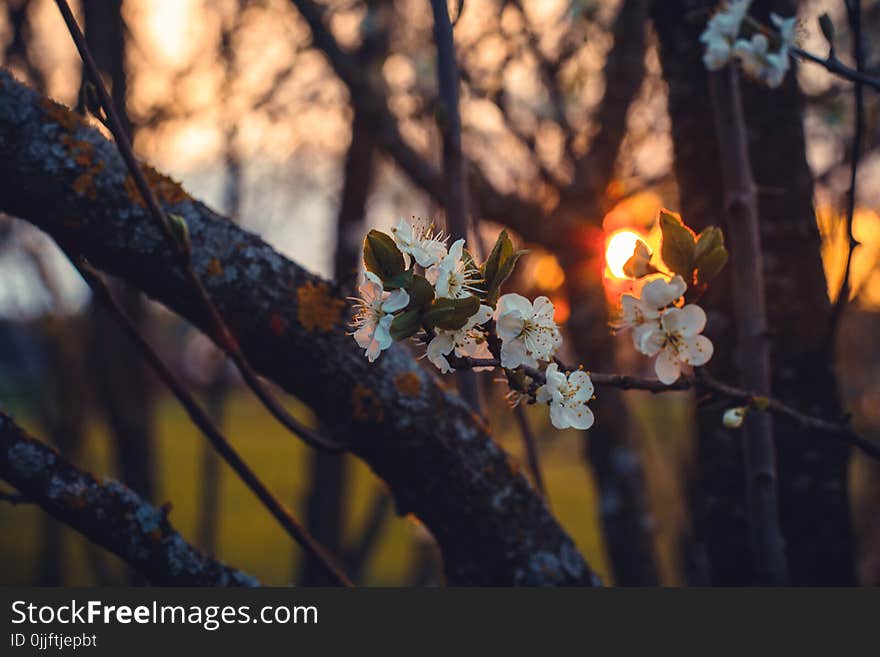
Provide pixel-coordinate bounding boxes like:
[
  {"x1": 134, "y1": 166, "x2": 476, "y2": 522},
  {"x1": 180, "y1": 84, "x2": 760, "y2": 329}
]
[
  {"x1": 430, "y1": 0, "x2": 481, "y2": 414},
  {"x1": 52, "y1": 0, "x2": 343, "y2": 453},
  {"x1": 790, "y1": 45, "x2": 880, "y2": 92},
  {"x1": 450, "y1": 356, "x2": 880, "y2": 462},
  {"x1": 827, "y1": 0, "x2": 865, "y2": 344},
  {"x1": 74, "y1": 259, "x2": 353, "y2": 587},
  {"x1": 513, "y1": 406, "x2": 547, "y2": 498}
]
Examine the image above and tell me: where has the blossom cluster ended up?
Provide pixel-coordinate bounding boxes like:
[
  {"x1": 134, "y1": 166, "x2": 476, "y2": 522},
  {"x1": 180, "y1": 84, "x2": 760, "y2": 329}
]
[
  {"x1": 350, "y1": 218, "x2": 592, "y2": 430},
  {"x1": 700, "y1": 0, "x2": 796, "y2": 88},
  {"x1": 615, "y1": 275, "x2": 714, "y2": 384}
]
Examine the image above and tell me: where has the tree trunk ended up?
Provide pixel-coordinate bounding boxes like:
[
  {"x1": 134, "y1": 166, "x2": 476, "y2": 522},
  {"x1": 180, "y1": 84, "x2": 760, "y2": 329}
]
[
  {"x1": 83, "y1": 0, "x2": 157, "y2": 503},
  {"x1": 652, "y1": 0, "x2": 855, "y2": 584}
]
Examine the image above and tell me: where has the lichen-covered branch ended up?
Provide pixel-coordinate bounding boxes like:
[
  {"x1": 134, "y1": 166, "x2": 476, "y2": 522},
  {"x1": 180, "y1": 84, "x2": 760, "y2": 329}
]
[
  {"x1": 0, "y1": 412, "x2": 258, "y2": 586},
  {"x1": 0, "y1": 69, "x2": 596, "y2": 586}
]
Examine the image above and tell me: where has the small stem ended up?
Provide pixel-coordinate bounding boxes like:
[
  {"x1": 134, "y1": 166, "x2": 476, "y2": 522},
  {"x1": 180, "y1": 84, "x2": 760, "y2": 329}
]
[
  {"x1": 74, "y1": 258, "x2": 354, "y2": 587},
  {"x1": 450, "y1": 356, "x2": 880, "y2": 462},
  {"x1": 514, "y1": 406, "x2": 547, "y2": 498},
  {"x1": 826, "y1": 0, "x2": 865, "y2": 345}
]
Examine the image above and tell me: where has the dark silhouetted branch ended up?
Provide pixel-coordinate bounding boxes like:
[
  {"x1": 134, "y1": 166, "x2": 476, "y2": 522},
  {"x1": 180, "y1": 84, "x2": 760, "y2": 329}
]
[
  {"x1": 709, "y1": 65, "x2": 787, "y2": 584},
  {"x1": 75, "y1": 260, "x2": 353, "y2": 587},
  {"x1": 827, "y1": 0, "x2": 865, "y2": 344},
  {"x1": 0, "y1": 412, "x2": 258, "y2": 586}
]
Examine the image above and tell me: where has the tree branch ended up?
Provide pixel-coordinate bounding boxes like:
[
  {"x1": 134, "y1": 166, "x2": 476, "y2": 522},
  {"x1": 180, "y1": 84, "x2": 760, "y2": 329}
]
[
  {"x1": 0, "y1": 69, "x2": 595, "y2": 586},
  {"x1": 450, "y1": 357, "x2": 880, "y2": 461},
  {"x1": 0, "y1": 412, "x2": 259, "y2": 586},
  {"x1": 75, "y1": 259, "x2": 353, "y2": 586},
  {"x1": 826, "y1": 0, "x2": 865, "y2": 344},
  {"x1": 708, "y1": 65, "x2": 787, "y2": 584}
]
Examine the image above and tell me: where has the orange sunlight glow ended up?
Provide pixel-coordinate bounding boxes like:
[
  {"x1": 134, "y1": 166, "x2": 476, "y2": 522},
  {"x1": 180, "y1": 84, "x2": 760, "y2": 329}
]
[{"x1": 605, "y1": 230, "x2": 648, "y2": 279}]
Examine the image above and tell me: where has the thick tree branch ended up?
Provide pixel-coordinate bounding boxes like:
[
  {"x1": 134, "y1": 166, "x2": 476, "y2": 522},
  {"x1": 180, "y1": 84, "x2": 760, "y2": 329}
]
[
  {"x1": 0, "y1": 70, "x2": 595, "y2": 586},
  {"x1": 0, "y1": 412, "x2": 258, "y2": 586}
]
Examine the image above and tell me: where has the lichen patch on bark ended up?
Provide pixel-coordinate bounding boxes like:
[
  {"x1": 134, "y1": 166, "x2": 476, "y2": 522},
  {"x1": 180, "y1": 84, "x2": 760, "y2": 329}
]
[{"x1": 296, "y1": 281, "x2": 345, "y2": 332}]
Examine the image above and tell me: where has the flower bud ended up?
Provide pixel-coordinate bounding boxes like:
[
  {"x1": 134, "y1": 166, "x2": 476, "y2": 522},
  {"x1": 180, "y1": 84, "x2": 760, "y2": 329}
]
[{"x1": 722, "y1": 406, "x2": 747, "y2": 429}]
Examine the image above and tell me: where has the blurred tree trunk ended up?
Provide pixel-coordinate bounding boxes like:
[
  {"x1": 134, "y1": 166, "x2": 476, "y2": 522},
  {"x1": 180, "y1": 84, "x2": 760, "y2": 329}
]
[
  {"x1": 557, "y1": 0, "x2": 658, "y2": 585},
  {"x1": 652, "y1": 0, "x2": 855, "y2": 584},
  {"x1": 299, "y1": 0, "x2": 390, "y2": 585},
  {"x1": 83, "y1": 0, "x2": 157, "y2": 503},
  {"x1": 3, "y1": 0, "x2": 46, "y2": 91},
  {"x1": 34, "y1": 318, "x2": 87, "y2": 585}
]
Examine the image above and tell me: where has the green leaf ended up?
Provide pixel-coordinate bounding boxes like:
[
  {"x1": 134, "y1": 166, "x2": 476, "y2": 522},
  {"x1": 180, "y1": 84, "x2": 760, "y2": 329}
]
[
  {"x1": 363, "y1": 230, "x2": 405, "y2": 281},
  {"x1": 696, "y1": 246, "x2": 729, "y2": 286},
  {"x1": 659, "y1": 210, "x2": 696, "y2": 278},
  {"x1": 694, "y1": 226, "x2": 724, "y2": 263},
  {"x1": 423, "y1": 296, "x2": 481, "y2": 331},
  {"x1": 390, "y1": 309, "x2": 422, "y2": 341},
  {"x1": 383, "y1": 269, "x2": 414, "y2": 290},
  {"x1": 406, "y1": 274, "x2": 435, "y2": 309},
  {"x1": 481, "y1": 231, "x2": 524, "y2": 305}
]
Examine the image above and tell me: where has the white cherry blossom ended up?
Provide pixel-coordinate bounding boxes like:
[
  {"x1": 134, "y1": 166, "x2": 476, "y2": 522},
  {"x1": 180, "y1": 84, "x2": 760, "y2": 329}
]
[
  {"x1": 426, "y1": 305, "x2": 494, "y2": 374},
  {"x1": 638, "y1": 304, "x2": 714, "y2": 384},
  {"x1": 536, "y1": 363, "x2": 595, "y2": 430},
  {"x1": 614, "y1": 275, "x2": 687, "y2": 349},
  {"x1": 700, "y1": 0, "x2": 752, "y2": 69},
  {"x1": 733, "y1": 33, "x2": 789, "y2": 88},
  {"x1": 350, "y1": 272, "x2": 410, "y2": 362},
  {"x1": 494, "y1": 293, "x2": 561, "y2": 369},
  {"x1": 426, "y1": 238, "x2": 482, "y2": 299},
  {"x1": 701, "y1": 29, "x2": 734, "y2": 70},
  {"x1": 390, "y1": 217, "x2": 448, "y2": 268},
  {"x1": 771, "y1": 13, "x2": 796, "y2": 53}
]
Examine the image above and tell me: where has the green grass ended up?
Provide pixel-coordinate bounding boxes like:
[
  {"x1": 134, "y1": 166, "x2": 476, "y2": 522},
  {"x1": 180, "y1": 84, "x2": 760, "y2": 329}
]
[{"x1": 1, "y1": 392, "x2": 627, "y2": 585}]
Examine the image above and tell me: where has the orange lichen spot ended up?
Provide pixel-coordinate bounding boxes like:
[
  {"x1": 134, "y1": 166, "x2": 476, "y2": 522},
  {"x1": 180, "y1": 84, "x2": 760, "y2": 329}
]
[
  {"x1": 124, "y1": 165, "x2": 191, "y2": 207},
  {"x1": 394, "y1": 372, "x2": 421, "y2": 397},
  {"x1": 40, "y1": 97, "x2": 87, "y2": 132},
  {"x1": 66, "y1": 494, "x2": 88, "y2": 510},
  {"x1": 269, "y1": 311, "x2": 288, "y2": 337},
  {"x1": 352, "y1": 384, "x2": 384, "y2": 423},
  {"x1": 296, "y1": 281, "x2": 345, "y2": 333},
  {"x1": 206, "y1": 257, "x2": 223, "y2": 277},
  {"x1": 71, "y1": 161, "x2": 104, "y2": 200},
  {"x1": 148, "y1": 528, "x2": 163, "y2": 542}
]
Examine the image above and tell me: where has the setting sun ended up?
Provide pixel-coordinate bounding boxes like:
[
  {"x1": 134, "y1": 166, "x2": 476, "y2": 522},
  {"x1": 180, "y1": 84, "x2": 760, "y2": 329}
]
[{"x1": 605, "y1": 230, "x2": 648, "y2": 279}]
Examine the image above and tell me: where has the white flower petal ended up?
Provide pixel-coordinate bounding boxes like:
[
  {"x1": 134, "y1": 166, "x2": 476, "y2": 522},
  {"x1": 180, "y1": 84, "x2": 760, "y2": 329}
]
[
  {"x1": 496, "y1": 293, "x2": 533, "y2": 318},
  {"x1": 641, "y1": 275, "x2": 687, "y2": 310},
  {"x1": 496, "y1": 311, "x2": 525, "y2": 340},
  {"x1": 382, "y1": 288, "x2": 410, "y2": 313},
  {"x1": 637, "y1": 327, "x2": 665, "y2": 357},
  {"x1": 549, "y1": 403, "x2": 569, "y2": 430},
  {"x1": 564, "y1": 405, "x2": 594, "y2": 431},
  {"x1": 532, "y1": 296, "x2": 556, "y2": 321},
  {"x1": 655, "y1": 348, "x2": 681, "y2": 384},
  {"x1": 663, "y1": 304, "x2": 707, "y2": 337},
  {"x1": 568, "y1": 371, "x2": 594, "y2": 402},
  {"x1": 680, "y1": 335, "x2": 714, "y2": 367},
  {"x1": 500, "y1": 338, "x2": 528, "y2": 370}
]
